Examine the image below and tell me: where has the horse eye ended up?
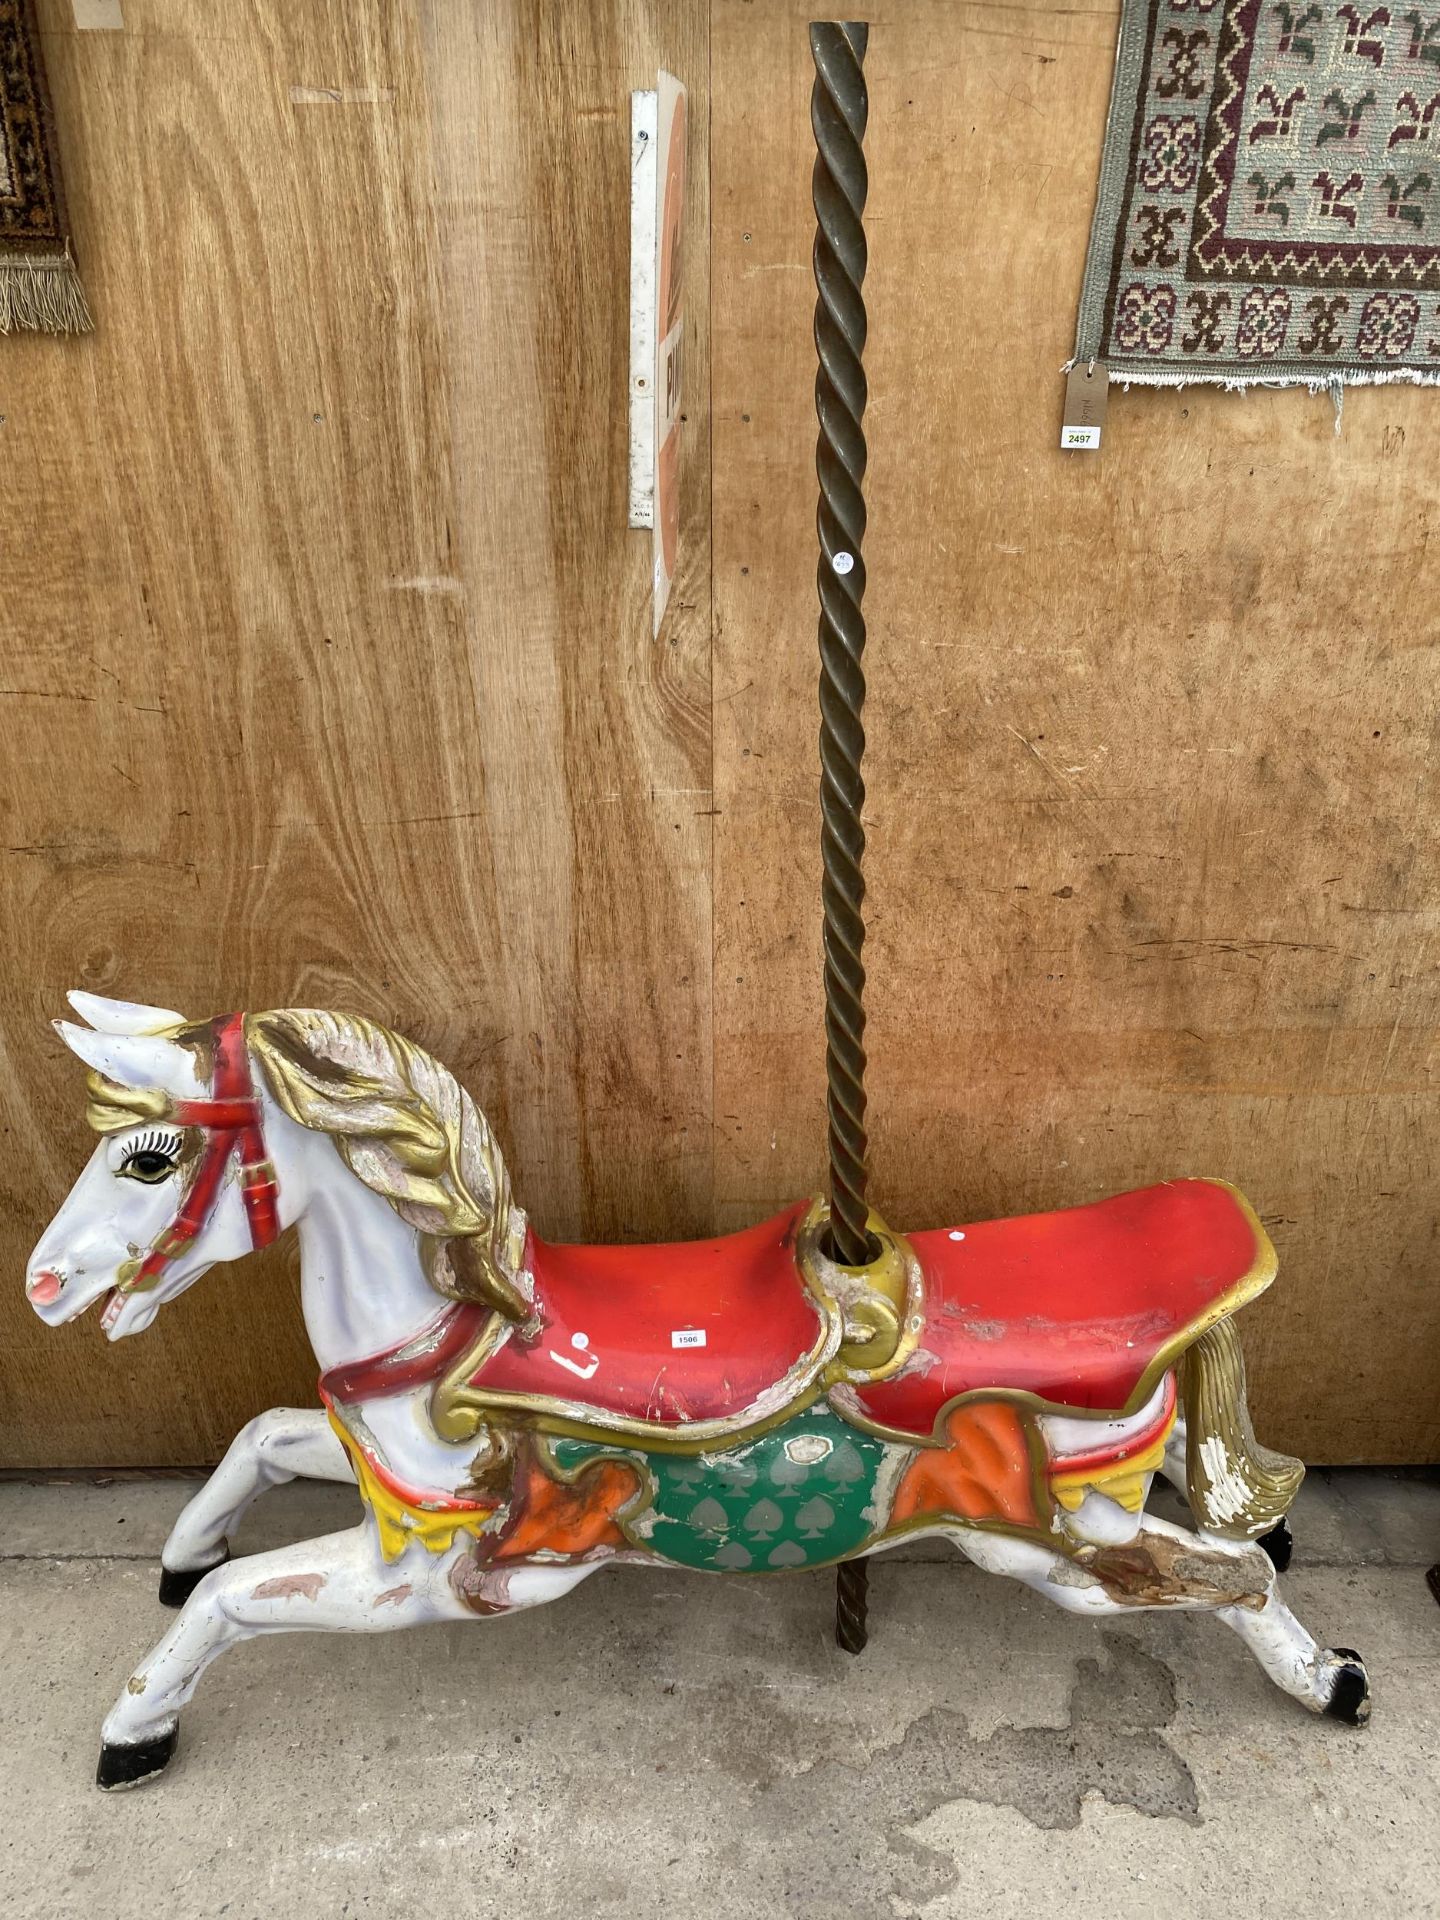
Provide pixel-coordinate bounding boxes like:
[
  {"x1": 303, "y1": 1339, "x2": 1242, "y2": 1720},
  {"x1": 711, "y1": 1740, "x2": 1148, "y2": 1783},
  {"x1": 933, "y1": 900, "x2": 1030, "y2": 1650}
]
[{"x1": 120, "y1": 1148, "x2": 178, "y2": 1184}]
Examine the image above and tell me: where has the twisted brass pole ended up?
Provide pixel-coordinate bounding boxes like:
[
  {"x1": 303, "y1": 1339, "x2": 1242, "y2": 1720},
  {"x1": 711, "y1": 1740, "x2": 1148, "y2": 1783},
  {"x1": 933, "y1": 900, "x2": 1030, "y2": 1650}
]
[
  {"x1": 811, "y1": 19, "x2": 872, "y2": 1273},
  {"x1": 812, "y1": 18, "x2": 873, "y2": 1658},
  {"x1": 835, "y1": 1551, "x2": 870, "y2": 1656}
]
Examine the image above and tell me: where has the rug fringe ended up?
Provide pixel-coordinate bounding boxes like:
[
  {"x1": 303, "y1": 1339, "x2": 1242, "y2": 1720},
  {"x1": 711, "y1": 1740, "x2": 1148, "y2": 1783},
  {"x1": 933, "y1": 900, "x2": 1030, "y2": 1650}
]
[
  {"x1": 1062, "y1": 363, "x2": 1440, "y2": 395},
  {"x1": 1059, "y1": 357, "x2": 1440, "y2": 435},
  {"x1": 0, "y1": 255, "x2": 93, "y2": 335}
]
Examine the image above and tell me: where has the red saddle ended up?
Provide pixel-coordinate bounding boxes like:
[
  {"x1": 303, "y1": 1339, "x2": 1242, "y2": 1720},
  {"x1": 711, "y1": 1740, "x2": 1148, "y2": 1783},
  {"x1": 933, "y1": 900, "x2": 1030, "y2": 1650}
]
[
  {"x1": 849, "y1": 1177, "x2": 1274, "y2": 1437},
  {"x1": 457, "y1": 1200, "x2": 827, "y2": 1429},
  {"x1": 322, "y1": 1180, "x2": 1273, "y2": 1451}
]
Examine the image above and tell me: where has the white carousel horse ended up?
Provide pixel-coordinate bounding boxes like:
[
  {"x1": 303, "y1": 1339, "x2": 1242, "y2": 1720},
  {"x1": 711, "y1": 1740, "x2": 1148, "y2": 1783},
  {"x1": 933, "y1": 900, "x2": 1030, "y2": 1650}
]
[{"x1": 26, "y1": 993, "x2": 1369, "y2": 1788}]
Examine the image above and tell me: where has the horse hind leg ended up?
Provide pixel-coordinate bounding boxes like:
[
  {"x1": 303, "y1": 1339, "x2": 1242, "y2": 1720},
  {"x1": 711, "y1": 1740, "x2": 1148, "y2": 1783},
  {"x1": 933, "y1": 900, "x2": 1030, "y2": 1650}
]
[
  {"x1": 950, "y1": 1514, "x2": 1369, "y2": 1723},
  {"x1": 1086, "y1": 1515, "x2": 1370, "y2": 1724}
]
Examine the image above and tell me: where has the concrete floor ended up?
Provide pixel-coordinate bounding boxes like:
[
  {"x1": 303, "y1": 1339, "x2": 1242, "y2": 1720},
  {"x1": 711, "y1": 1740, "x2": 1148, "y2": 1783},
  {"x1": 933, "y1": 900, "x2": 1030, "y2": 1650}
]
[{"x1": 0, "y1": 1470, "x2": 1436, "y2": 1919}]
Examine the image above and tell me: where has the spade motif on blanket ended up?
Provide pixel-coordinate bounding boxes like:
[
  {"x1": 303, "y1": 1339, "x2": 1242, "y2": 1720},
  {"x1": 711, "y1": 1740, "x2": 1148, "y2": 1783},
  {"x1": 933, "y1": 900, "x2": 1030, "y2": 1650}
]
[{"x1": 546, "y1": 1409, "x2": 887, "y2": 1574}]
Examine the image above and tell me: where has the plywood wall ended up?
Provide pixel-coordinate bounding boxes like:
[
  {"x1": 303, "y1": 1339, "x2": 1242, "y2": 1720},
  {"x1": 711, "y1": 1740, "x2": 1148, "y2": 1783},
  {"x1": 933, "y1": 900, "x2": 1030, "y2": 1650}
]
[
  {"x1": 0, "y1": 0, "x2": 713, "y2": 1467},
  {"x1": 709, "y1": 0, "x2": 1440, "y2": 1466},
  {"x1": 1, "y1": 0, "x2": 1435, "y2": 1467}
]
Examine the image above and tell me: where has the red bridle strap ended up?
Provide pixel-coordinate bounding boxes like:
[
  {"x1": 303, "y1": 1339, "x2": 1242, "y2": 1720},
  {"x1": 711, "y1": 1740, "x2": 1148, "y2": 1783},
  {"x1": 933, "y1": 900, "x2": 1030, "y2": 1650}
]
[{"x1": 124, "y1": 1013, "x2": 280, "y2": 1293}]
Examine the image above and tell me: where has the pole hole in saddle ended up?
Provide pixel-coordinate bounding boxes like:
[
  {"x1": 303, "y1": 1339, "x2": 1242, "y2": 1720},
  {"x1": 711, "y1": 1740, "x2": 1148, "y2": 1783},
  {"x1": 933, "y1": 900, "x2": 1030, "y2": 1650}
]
[{"x1": 820, "y1": 1227, "x2": 885, "y2": 1270}]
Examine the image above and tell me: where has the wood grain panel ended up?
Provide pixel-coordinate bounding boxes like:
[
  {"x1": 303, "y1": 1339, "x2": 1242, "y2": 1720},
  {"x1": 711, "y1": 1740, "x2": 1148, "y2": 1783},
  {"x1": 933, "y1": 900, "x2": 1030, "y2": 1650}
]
[
  {"x1": 0, "y1": 0, "x2": 711, "y2": 1466},
  {"x1": 711, "y1": 0, "x2": 1439, "y2": 1462}
]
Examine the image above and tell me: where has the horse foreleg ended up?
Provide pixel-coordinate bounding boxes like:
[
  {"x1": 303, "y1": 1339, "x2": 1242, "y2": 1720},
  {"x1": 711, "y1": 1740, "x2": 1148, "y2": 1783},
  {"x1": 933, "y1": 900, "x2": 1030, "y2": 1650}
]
[
  {"x1": 101, "y1": 1522, "x2": 462, "y2": 1786},
  {"x1": 952, "y1": 1515, "x2": 1369, "y2": 1723},
  {"x1": 100, "y1": 1527, "x2": 603, "y2": 1789},
  {"x1": 160, "y1": 1408, "x2": 354, "y2": 1605}
]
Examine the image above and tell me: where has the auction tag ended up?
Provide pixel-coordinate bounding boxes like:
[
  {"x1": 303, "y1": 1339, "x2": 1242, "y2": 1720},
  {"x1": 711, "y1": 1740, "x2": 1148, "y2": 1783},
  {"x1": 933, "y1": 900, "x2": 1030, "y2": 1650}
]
[
  {"x1": 671, "y1": 1328, "x2": 706, "y2": 1349},
  {"x1": 1061, "y1": 362, "x2": 1109, "y2": 451}
]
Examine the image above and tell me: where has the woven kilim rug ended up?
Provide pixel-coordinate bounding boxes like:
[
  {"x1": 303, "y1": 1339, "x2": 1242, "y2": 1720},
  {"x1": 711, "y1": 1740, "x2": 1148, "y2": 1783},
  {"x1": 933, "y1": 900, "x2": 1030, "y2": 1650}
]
[
  {"x1": 1072, "y1": 0, "x2": 1440, "y2": 390},
  {"x1": 1, "y1": 0, "x2": 90, "y2": 333}
]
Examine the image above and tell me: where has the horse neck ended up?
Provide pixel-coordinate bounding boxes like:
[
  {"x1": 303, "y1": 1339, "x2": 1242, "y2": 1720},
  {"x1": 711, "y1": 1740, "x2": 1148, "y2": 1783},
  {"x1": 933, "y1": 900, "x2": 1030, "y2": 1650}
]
[{"x1": 280, "y1": 1121, "x2": 443, "y2": 1373}]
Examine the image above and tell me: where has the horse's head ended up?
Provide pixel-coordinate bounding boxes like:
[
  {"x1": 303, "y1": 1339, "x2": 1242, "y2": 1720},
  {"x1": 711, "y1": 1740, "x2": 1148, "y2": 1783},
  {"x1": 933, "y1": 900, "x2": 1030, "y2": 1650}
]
[
  {"x1": 26, "y1": 993, "x2": 289, "y2": 1339},
  {"x1": 27, "y1": 993, "x2": 532, "y2": 1342}
]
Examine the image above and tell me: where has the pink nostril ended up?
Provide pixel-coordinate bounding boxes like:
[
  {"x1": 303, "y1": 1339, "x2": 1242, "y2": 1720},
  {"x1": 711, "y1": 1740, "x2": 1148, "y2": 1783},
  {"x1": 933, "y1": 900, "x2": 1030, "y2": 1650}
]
[{"x1": 28, "y1": 1270, "x2": 64, "y2": 1306}]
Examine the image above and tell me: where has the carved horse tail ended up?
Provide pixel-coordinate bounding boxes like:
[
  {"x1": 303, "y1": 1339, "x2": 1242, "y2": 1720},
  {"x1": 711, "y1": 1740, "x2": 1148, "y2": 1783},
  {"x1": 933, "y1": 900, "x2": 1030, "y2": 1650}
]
[{"x1": 1178, "y1": 1318, "x2": 1305, "y2": 1538}]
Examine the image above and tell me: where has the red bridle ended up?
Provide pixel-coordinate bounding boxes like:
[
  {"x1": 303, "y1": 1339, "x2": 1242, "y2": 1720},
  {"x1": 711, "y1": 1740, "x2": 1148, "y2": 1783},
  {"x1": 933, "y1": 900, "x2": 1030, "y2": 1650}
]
[{"x1": 124, "y1": 1013, "x2": 281, "y2": 1293}]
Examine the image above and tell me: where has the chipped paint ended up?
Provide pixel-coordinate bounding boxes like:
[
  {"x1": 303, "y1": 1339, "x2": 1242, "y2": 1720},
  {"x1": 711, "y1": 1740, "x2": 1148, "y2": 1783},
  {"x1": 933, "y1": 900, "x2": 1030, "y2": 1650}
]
[
  {"x1": 372, "y1": 1583, "x2": 413, "y2": 1609},
  {"x1": 1198, "y1": 1434, "x2": 1254, "y2": 1525},
  {"x1": 1066, "y1": 1531, "x2": 1271, "y2": 1611},
  {"x1": 251, "y1": 1572, "x2": 328, "y2": 1602},
  {"x1": 450, "y1": 1562, "x2": 515, "y2": 1617}
]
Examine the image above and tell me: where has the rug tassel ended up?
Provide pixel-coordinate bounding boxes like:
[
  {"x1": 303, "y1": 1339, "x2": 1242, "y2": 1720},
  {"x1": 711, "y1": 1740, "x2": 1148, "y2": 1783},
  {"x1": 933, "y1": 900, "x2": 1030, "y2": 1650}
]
[{"x1": 0, "y1": 255, "x2": 93, "y2": 335}]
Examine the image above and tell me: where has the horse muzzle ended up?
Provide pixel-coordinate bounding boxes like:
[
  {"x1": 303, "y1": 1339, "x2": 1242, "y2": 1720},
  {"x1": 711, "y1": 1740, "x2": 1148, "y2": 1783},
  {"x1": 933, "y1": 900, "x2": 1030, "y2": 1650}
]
[
  {"x1": 27, "y1": 1268, "x2": 65, "y2": 1308},
  {"x1": 25, "y1": 1261, "x2": 125, "y2": 1331}
]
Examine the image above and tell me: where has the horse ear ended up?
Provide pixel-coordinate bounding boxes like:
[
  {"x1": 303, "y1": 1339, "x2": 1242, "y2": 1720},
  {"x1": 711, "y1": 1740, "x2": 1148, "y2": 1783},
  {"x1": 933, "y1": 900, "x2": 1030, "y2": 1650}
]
[
  {"x1": 66, "y1": 990, "x2": 185, "y2": 1036},
  {"x1": 53, "y1": 1022, "x2": 204, "y2": 1099}
]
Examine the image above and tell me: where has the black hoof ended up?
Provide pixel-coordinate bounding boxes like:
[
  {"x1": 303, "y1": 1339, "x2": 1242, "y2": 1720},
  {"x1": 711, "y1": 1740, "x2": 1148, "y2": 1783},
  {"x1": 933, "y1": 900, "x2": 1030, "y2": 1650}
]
[
  {"x1": 1323, "y1": 1649, "x2": 1371, "y2": 1727},
  {"x1": 158, "y1": 1547, "x2": 228, "y2": 1608},
  {"x1": 1259, "y1": 1518, "x2": 1293, "y2": 1573},
  {"x1": 1426, "y1": 1563, "x2": 1440, "y2": 1608},
  {"x1": 96, "y1": 1724, "x2": 178, "y2": 1790}
]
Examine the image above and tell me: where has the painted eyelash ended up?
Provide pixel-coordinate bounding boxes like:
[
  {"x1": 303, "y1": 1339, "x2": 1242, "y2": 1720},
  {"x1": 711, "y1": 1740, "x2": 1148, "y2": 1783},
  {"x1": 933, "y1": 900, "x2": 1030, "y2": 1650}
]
[{"x1": 125, "y1": 1129, "x2": 183, "y2": 1160}]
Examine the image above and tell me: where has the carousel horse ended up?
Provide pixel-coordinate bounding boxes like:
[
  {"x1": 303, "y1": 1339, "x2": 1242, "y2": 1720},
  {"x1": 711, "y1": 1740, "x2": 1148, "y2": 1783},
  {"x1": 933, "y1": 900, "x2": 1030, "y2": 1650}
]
[{"x1": 26, "y1": 993, "x2": 1370, "y2": 1789}]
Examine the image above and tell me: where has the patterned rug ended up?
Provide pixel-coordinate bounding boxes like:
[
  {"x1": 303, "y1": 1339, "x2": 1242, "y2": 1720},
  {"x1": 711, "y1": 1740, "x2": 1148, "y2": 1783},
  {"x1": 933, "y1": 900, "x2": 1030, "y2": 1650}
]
[
  {"x1": 1, "y1": 0, "x2": 90, "y2": 333},
  {"x1": 1073, "y1": 0, "x2": 1440, "y2": 390}
]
